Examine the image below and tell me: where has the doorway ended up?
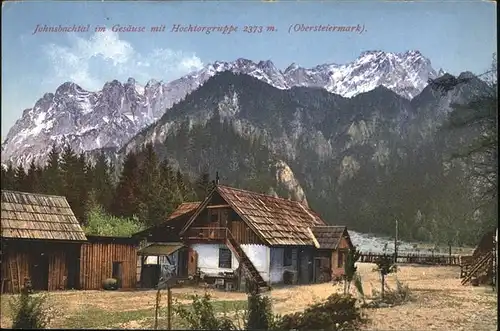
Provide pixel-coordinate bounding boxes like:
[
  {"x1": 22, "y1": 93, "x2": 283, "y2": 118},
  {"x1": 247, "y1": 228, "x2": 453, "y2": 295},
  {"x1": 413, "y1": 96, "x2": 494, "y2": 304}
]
[
  {"x1": 112, "y1": 261, "x2": 123, "y2": 288},
  {"x1": 30, "y1": 252, "x2": 49, "y2": 291}
]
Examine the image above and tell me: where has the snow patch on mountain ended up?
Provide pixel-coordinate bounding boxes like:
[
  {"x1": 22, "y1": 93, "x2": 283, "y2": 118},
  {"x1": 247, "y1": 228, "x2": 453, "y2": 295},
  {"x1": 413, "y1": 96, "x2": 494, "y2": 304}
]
[{"x1": 2, "y1": 50, "x2": 443, "y2": 168}]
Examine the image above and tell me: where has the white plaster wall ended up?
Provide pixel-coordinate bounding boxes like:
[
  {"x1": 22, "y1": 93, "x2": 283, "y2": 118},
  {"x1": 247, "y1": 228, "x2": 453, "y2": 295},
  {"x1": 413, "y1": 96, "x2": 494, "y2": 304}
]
[
  {"x1": 145, "y1": 252, "x2": 178, "y2": 266},
  {"x1": 269, "y1": 247, "x2": 299, "y2": 284},
  {"x1": 145, "y1": 256, "x2": 158, "y2": 264},
  {"x1": 241, "y1": 244, "x2": 271, "y2": 282},
  {"x1": 192, "y1": 243, "x2": 240, "y2": 276}
]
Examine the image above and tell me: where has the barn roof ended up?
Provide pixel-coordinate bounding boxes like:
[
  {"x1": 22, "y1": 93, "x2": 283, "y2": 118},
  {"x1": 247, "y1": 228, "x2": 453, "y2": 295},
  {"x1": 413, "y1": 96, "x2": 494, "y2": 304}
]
[
  {"x1": 166, "y1": 202, "x2": 200, "y2": 221},
  {"x1": 311, "y1": 226, "x2": 353, "y2": 249},
  {"x1": 1, "y1": 190, "x2": 87, "y2": 242},
  {"x1": 181, "y1": 185, "x2": 331, "y2": 246},
  {"x1": 131, "y1": 202, "x2": 201, "y2": 239}
]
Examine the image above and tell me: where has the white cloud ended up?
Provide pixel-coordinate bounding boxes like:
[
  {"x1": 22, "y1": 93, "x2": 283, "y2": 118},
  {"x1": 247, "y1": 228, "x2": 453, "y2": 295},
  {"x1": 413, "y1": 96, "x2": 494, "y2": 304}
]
[{"x1": 43, "y1": 30, "x2": 204, "y2": 90}]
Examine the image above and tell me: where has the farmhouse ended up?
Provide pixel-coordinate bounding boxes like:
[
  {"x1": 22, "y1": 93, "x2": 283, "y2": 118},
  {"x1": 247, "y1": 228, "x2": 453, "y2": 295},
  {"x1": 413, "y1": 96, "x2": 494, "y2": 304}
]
[
  {"x1": 136, "y1": 184, "x2": 354, "y2": 291},
  {"x1": 1, "y1": 190, "x2": 140, "y2": 293}
]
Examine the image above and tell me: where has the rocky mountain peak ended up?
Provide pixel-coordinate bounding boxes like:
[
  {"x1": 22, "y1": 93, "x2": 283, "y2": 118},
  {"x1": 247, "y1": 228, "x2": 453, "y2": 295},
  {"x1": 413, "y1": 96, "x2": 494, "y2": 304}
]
[{"x1": 2, "y1": 50, "x2": 447, "y2": 168}]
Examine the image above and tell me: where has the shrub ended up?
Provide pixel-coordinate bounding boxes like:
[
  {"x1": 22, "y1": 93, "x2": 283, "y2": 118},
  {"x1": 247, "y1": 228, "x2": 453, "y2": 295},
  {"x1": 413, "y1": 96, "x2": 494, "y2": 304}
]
[
  {"x1": 373, "y1": 255, "x2": 397, "y2": 299},
  {"x1": 352, "y1": 273, "x2": 365, "y2": 303},
  {"x1": 83, "y1": 205, "x2": 144, "y2": 237},
  {"x1": 172, "y1": 292, "x2": 236, "y2": 330},
  {"x1": 9, "y1": 282, "x2": 56, "y2": 329},
  {"x1": 246, "y1": 281, "x2": 274, "y2": 330},
  {"x1": 102, "y1": 278, "x2": 119, "y2": 290},
  {"x1": 383, "y1": 280, "x2": 413, "y2": 305},
  {"x1": 272, "y1": 293, "x2": 366, "y2": 331},
  {"x1": 343, "y1": 249, "x2": 361, "y2": 294},
  {"x1": 365, "y1": 280, "x2": 413, "y2": 308}
]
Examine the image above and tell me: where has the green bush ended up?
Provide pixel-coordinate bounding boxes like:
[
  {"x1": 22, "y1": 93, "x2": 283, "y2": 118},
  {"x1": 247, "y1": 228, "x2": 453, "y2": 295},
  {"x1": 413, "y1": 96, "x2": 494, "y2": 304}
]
[
  {"x1": 102, "y1": 278, "x2": 119, "y2": 290},
  {"x1": 9, "y1": 285, "x2": 56, "y2": 329},
  {"x1": 246, "y1": 283, "x2": 274, "y2": 330},
  {"x1": 366, "y1": 279, "x2": 413, "y2": 308},
  {"x1": 172, "y1": 293, "x2": 236, "y2": 330},
  {"x1": 83, "y1": 205, "x2": 144, "y2": 237},
  {"x1": 273, "y1": 293, "x2": 366, "y2": 331},
  {"x1": 382, "y1": 280, "x2": 413, "y2": 305},
  {"x1": 373, "y1": 255, "x2": 397, "y2": 299}
]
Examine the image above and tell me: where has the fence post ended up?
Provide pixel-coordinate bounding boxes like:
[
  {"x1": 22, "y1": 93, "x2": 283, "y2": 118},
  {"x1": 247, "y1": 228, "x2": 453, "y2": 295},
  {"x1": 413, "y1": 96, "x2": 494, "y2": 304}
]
[{"x1": 167, "y1": 286, "x2": 172, "y2": 330}]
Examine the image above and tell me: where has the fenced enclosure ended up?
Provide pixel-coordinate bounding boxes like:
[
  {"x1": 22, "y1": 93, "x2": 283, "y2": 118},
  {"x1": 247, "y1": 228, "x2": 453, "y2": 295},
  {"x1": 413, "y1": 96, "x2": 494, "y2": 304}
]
[{"x1": 359, "y1": 252, "x2": 462, "y2": 266}]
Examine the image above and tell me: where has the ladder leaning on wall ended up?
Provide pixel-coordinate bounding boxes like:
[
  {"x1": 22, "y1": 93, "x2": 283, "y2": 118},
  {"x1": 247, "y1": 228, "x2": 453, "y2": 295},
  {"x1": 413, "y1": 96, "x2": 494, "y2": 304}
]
[{"x1": 9, "y1": 257, "x2": 21, "y2": 293}]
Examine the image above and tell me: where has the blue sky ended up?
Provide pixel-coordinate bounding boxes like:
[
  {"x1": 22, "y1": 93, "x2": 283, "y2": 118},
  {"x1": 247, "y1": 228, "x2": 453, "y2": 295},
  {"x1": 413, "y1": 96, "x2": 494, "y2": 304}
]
[{"x1": 1, "y1": 0, "x2": 497, "y2": 135}]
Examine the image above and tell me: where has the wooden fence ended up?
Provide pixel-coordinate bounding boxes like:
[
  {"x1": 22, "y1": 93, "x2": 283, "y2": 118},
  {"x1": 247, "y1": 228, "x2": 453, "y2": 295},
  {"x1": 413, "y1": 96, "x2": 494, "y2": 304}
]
[{"x1": 359, "y1": 252, "x2": 462, "y2": 266}]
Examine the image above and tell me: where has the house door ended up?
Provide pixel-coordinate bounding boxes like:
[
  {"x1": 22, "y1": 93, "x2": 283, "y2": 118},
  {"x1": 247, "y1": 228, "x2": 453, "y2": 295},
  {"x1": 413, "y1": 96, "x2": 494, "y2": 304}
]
[
  {"x1": 299, "y1": 249, "x2": 312, "y2": 284},
  {"x1": 66, "y1": 245, "x2": 80, "y2": 290},
  {"x1": 314, "y1": 258, "x2": 321, "y2": 283},
  {"x1": 187, "y1": 248, "x2": 198, "y2": 276},
  {"x1": 30, "y1": 252, "x2": 49, "y2": 291},
  {"x1": 177, "y1": 249, "x2": 188, "y2": 277}
]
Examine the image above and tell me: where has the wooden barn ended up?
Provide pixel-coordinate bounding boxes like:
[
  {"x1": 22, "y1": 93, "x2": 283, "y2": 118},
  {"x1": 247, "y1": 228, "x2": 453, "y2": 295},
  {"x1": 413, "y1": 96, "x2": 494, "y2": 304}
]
[
  {"x1": 1, "y1": 190, "x2": 87, "y2": 293},
  {"x1": 1, "y1": 190, "x2": 141, "y2": 293},
  {"x1": 461, "y1": 228, "x2": 498, "y2": 286},
  {"x1": 79, "y1": 235, "x2": 140, "y2": 290},
  {"x1": 135, "y1": 184, "x2": 356, "y2": 292}
]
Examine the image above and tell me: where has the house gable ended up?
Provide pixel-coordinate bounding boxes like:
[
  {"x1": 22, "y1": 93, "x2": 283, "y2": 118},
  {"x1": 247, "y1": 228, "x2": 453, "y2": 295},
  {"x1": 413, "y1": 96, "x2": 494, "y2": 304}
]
[
  {"x1": 311, "y1": 226, "x2": 354, "y2": 250},
  {"x1": 133, "y1": 202, "x2": 201, "y2": 242},
  {"x1": 180, "y1": 189, "x2": 265, "y2": 245},
  {"x1": 181, "y1": 185, "x2": 332, "y2": 247}
]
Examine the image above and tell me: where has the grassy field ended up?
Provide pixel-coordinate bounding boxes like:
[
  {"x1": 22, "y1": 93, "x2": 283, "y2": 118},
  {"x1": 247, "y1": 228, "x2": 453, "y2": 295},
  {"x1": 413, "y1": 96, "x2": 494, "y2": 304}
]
[{"x1": 1, "y1": 263, "x2": 497, "y2": 330}]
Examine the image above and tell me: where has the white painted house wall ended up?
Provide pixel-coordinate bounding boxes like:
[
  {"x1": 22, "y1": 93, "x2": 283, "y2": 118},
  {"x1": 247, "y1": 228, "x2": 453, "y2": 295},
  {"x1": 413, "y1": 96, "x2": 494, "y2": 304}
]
[
  {"x1": 192, "y1": 243, "x2": 240, "y2": 276},
  {"x1": 191, "y1": 243, "x2": 271, "y2": 281},
  {"x1": 241, "y1": 244, "x2": 271, "y2": 282},
  {"x1": 145, "y1": 256, "x2": 158, "y2": 264}
]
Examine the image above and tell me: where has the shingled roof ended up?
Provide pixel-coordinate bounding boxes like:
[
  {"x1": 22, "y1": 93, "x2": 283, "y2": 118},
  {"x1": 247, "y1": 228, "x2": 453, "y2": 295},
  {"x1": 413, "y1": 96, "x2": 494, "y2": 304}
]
[
  {"x1": 182, "y1": 185, "x2": 329, "y2": 246},
  {"x1": 132, "y1": 201, "x2": 201, "y2": 239},
  {"x1": 1, "y1": 190, "x2": 87, "y2": 242},
  {"x1": 311, "y1": 226, "x2": 353, "y2": 249},
  {"x1": 166, "y1": 202, "x2": 200, "y2": 221}
]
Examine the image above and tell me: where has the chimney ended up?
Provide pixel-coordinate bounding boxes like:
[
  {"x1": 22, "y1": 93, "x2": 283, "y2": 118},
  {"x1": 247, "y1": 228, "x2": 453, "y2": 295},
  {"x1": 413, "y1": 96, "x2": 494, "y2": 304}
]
[{"x1": 215, "y1": 171, "x2": 220, "y2": 185}]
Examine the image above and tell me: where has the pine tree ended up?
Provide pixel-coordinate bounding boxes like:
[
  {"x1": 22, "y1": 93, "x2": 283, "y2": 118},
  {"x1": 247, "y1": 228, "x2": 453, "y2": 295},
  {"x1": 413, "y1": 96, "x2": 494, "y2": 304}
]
[
  {"x1": 42, "y1": 144, "x2": 63, "y2": 195},
  {"x1": 195, "y1": 172, "x2": 213, "y2": 200},
  {"x1": 137, "y1": 144, "x2": 165, "y2": 226},
  {"x1": 1, "y1": 163, "x2": 16, "y2": 190},
  {"x1": 60, "y1": 146, "x2": 88, "y2": 223},
  {"x1": 26, "y1": 160, "x2": 42, "y2": 193},
  {"x1": 14, "y1": 165, "x2": 28, "y2": 192},
  {"x1": 89, "y1": 152, "x2": 114, "y2": 212},
  {"x1": 176, "y1": 170, "x2": 197, "y2": 202},
  {"x1": 112, "y1": 151, "x2": 141, "y2": 219}
]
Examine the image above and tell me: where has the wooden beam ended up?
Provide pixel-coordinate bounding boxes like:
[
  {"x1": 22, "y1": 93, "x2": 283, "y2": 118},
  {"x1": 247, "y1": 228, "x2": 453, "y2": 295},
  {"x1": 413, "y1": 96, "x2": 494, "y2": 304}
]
[{"x1": 206, "y1": 204, "x2": 231, "y2": 209}]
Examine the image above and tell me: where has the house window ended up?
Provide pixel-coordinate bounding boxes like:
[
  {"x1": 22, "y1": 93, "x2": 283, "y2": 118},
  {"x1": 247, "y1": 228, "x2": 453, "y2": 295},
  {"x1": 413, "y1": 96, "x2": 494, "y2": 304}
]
[
  {"x1": 337, "y1": 251, "x2": 345, "y2": 268},
  {"x1": 210, "y1": 210, "x2": 219, "y2": 223},
  {"x1": 219, "y1": 248, "x2": 232, "y2": 268},
  {"x1": 284, "y1": 247, "x2": 293, "y2": 267}
]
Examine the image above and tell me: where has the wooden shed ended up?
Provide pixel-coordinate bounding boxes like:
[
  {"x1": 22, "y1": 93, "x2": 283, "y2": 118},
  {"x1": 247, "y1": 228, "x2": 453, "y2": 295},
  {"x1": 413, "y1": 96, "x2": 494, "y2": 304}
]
[
  {"x1": 311, "y1": 226, "x2": 354, "y2": 280},
  {"x1": 1, "y1": 190, "x2": 87, "y2": 293},
  {"x1": 79, "y1": 235, "x2": 140, "y2": 290}
]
